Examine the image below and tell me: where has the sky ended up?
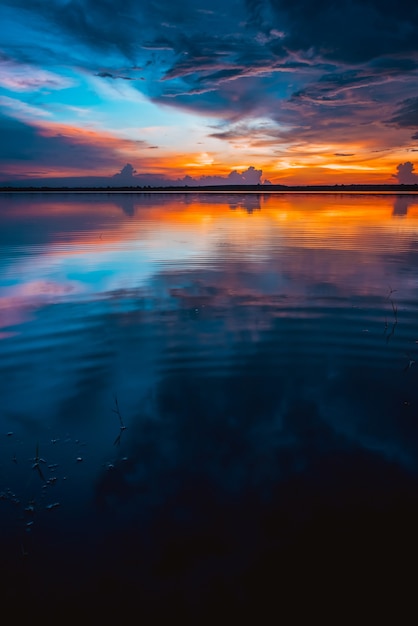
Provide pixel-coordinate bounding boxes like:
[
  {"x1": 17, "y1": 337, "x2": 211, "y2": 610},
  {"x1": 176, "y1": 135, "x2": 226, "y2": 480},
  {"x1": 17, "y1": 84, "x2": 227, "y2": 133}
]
[{"x1": 1, "y1": 0, "x2": 418, "y2": 186}]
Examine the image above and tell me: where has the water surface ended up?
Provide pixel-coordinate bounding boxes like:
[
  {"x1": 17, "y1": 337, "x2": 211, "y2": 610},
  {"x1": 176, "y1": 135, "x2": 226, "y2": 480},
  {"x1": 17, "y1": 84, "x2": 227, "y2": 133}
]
[{"x1": 1, "y1": 192, "x2": 418, "y2": 617}]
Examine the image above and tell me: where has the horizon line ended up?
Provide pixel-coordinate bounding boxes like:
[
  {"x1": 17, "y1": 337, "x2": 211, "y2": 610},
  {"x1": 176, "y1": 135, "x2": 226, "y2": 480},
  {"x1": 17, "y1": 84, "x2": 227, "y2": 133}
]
[{"x1": 1, "y1": 183, "x2": 418, "y2": 194}]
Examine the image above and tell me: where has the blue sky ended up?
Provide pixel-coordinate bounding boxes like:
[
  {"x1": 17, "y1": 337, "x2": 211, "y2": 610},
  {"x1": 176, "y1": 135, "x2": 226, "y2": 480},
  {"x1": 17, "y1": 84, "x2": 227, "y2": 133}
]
[{"x1": 1, "y1": 0, "x2": 418, "y2": 185}]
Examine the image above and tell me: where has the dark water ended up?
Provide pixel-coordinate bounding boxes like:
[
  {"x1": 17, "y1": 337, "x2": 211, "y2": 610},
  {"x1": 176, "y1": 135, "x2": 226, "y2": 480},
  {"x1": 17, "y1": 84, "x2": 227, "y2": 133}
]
[{"x1": 1, "y1": 192, "x2": 418, "y2": 619}]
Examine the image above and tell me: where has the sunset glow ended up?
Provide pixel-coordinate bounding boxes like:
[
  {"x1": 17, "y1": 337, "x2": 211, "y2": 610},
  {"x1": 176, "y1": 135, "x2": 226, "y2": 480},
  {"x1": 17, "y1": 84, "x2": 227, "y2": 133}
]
[{"x1": 1, "y1": 1, "x2": 418, "y2": 186}]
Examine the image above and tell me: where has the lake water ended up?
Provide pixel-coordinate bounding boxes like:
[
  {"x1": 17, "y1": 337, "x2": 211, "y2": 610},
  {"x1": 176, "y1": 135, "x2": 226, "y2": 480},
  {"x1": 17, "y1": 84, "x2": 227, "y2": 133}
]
[{"x1": 1, "y1": 192, "x2": 418, "y2": 618}]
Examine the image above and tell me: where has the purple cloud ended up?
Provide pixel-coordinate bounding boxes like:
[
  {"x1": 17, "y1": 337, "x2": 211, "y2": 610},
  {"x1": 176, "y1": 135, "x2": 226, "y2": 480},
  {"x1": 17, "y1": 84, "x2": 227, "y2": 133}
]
[
  {"x1": 395, "y1": 161, "x2": 418, "y2": 184},
  {"x1": 179, "y1": 166, "x2": 265, "y2": 186},
  {"x1": 2, "y1": 0, "x2": 418, "y2": 179}
]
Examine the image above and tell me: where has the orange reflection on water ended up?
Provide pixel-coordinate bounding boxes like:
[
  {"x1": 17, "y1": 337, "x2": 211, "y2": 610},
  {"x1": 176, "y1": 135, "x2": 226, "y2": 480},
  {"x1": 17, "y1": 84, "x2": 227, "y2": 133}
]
[
  {"x1": 3, "y1": 192, "x2": 418, "y2": 258},
  {"x1": 2, "y1": 193, "x2": 418, "y2": 308}
]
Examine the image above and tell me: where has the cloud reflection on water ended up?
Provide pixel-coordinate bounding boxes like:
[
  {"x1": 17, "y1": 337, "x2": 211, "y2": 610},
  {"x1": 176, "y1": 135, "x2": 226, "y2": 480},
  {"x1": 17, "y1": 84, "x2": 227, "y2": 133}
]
[{"x1": 1, "y1": 192, "x2": 418, "y2": 616}]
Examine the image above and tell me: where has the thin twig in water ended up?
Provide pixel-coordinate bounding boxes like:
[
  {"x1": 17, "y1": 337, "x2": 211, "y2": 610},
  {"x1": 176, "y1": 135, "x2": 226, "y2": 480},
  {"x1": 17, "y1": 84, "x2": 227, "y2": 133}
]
[
  {"x1": 386, "y1": 318, "x2": 398, "y2": 344},
  {"x1": 387, "y1": 285, "x2": 397, "y2": 300},
  {"x1": 31, "y1": 442, "x2": 46, "y2": 481},
  {"x1": 112, "y1": 395, "x2": 127, "y2": 446},
  {"x1": 385, "y1": 287, "x2": 399, "y2": 343},
  {"x1": 403, "y1": 353, "x2": 416, "y2": 373},
  {"x1": 391, "y1": 299, "x2": 398, "y2": 322}
]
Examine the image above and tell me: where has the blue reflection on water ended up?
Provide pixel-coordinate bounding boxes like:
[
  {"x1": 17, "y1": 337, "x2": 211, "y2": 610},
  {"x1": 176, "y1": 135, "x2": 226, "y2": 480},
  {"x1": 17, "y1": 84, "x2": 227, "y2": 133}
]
[{"x1": 1, "y1": 192, "x2": 418, "y2": 618}]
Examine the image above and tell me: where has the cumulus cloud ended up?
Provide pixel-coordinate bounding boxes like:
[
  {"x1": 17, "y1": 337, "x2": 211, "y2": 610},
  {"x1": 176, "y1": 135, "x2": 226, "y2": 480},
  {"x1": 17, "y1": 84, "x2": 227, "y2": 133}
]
[
  {"x1": 110, "y1": 164, "x2": 266, "y2": 187},
  {"x1": 228, "y1": 165, "x2": 264, "y2": 184},
  {"x1": 395, "y1": 161, "x2": 418, "y2": 184},
  {"x1": 107, "y1": 163, "x2": 267, "y2": 187},
  {"x1": 112, "y1": 163, "x2": 137, "y2": 181},
  {"x1": 178, "y1": 165, "x2": 265, "y2": 186}
]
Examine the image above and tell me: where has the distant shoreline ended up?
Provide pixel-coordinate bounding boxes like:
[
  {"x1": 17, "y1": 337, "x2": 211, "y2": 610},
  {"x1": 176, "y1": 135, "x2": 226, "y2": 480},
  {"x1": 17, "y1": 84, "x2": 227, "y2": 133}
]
[{"x1": 1, "y1": 184, "x2": 418, "y2": 194}]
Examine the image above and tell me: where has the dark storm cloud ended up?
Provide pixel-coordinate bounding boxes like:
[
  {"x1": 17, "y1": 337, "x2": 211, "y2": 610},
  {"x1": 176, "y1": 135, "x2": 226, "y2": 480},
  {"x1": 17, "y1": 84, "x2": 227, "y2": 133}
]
[
  {"x1": 268, "y1": 0, "x2": 418, "y2": 64},
  {"x1": 5, "y1": 2, "x2": 418, "y2": 87},
  {"x1": 390, "y1": 97, "x2": 418, "y2": 129},
  {"x1": 151, "y1": 1, "x2": 418, "y2": 134},
  {"x1": 209, "y1": 89, "x2": 379, "y2": 147},
  {"x1": 96, "y1": 71, "x2": 133, "y2": 80},
  {"x1": 0, "y1": 114, "x2": 38, "y2": 161},
  {"x1": 5, "y1": 0, "x2": 145, "y2": 60},
  {"x1": 5, "y1": 1, "x2": 418, "y2": 77},
  {"x1": 4, "y1": 0, "x2": 237, "y2": 66},
  {"x1": 0, "y1": 113, "x2": 145, "y2": 174},
  {"x1": 369, "y1": 56, "x2": 418, "y2": 73},
  {"x1": 2, "y1": 0, "x2": 418, "y2": 153}
]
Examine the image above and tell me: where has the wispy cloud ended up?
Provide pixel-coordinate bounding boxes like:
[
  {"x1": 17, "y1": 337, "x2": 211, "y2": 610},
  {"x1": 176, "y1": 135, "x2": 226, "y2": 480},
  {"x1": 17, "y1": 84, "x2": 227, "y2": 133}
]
[
  {"x1": 390, "y1": 97, "x2": 418, "y2": 129},
  {"x1": 1, "y1": 0, "x2": 418, "y2": 183},
  {"x1": 0, "y1": 56, "x2": 74, "y2": 91},
  {"x1": 0, "y1": 95, "x2": 52, "y2": 120}
]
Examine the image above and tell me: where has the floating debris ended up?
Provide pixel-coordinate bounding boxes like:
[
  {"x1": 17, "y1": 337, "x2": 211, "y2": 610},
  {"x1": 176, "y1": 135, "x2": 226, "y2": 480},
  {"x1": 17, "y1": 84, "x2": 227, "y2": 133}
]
[
  {"x1": 0, "y1": 488, "x2": 20, "y2": 504},
  {"x1": 45, "y1": 502, "x2": 60, "y2": 510}
]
